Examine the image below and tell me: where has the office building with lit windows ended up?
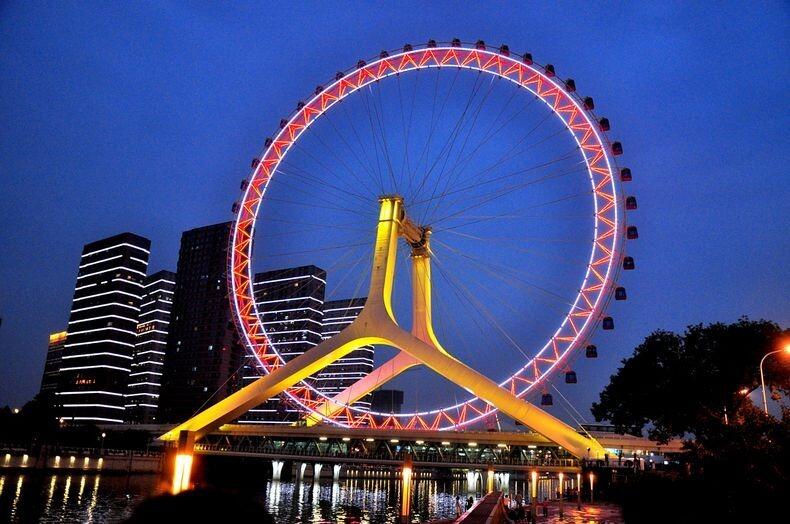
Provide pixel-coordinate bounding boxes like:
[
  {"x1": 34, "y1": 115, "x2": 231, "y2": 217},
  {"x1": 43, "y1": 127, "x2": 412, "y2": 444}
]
[
  {"x1": 318, "y1": 298, "x2": 375, "y2": 414},
  {"x1": 240, "y1": 265, "x2": 327, "y2": 424},
  {"x1": 240, "y1": 267, "x2": 375, "y2": 424},
  {"x1": 39, "y1": 331, "x2": 67, "y2": 407},
  {"x1": 57, "y1": 233, "x2": 150, "y2": 424},
  {"x1": 158, "y1": 222, "x2": 244, "y2": 423},
  {"x1": 125, "y1": 270, "x2": 175, "y2": 423}
]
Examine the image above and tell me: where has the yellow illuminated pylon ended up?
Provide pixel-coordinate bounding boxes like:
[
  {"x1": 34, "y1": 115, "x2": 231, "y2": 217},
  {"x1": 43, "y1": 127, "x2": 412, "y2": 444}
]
[{"x1": 161, "y1": 196, "x2": 605, "y2": 460}]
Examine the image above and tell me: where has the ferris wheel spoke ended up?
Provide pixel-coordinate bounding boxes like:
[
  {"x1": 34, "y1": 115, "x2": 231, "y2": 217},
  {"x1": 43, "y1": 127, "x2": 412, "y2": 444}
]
[
  {"x1": 431, "y1": 110, "x2": 563, "y2": 210},
  {"x1": 300, "y1": 113, "x2": 382, "y2": 199},
  {"x1": 421, "y1": 74, "x2": 500, "y2": 223},
  {"x1": 258, "y1": 241, "x2": 370, "y2": 260},
  {"x1": 427, "y1": 134, "x2": 578, "y2": 222},
  {"x1": 413, "y1": 72, "x2": 487, "y2": 219},
  {"x1": 423, "y1": 89, "x2": 537, "y2": 207},
  {"x1": 395, "y1": 73, "x2": 418, "y2": 195},
  {"x1": 409, "y1": 68, "x2": 463, "y2": 200},
  {"x1": 420, "y1": 154, "x2": 586, "y2": 223},
  {"x1": 335, "y1": 100, "x2": 387, "y2": 195},
  {"x1": 282, "y1": 137, "x2": 378, "y2": 203},
  {"x1": 274, "y1": 167, "x2": 374, "y2": 210},
  {"x1": 433, "y1": 238, "x2": 586, "y2": 313},
  {"x1": 439, "y1": 229, "x2": 592, "y2": 269},
  {"x1": 363, "y1": 85, "x2": 399, "y2": 193},
  {"x1": 432, "y1": 254, "x2": 535, "y2": 364},
  {"x1": 358, "y1": 86, "x2": 394, "y2": 193}
]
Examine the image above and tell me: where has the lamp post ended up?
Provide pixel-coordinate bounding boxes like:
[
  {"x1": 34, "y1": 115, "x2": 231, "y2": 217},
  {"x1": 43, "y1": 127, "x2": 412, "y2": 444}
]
[
  {"x1": 759, "y1": 345, "x2": 790, "y2": 415},
  {"x1": 100, "y1": 432, "x2": 106, "y2": 455}
]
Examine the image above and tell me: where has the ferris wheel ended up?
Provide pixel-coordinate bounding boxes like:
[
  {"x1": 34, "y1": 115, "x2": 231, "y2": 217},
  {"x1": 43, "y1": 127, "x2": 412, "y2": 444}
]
[{"x1": 229, "y1": 40, "x2": 636, "y2": 435}]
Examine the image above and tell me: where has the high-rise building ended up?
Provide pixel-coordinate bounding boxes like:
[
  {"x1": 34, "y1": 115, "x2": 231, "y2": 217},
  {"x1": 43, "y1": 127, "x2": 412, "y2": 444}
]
[
  {"x1": 57, "y1": 233, "x2": 150, "y2": 424},
  {"x1": 318, "y1": 298, "x2": 375, "y2": 414},
  {"x1": 242, "y1": 268, "x2": 375, "y2": 424},
  {"x1": 40, "y1": 331, "x2": 66, "y2": 406},
  {"x1": 125, "y1": 270, "x2": 176, "y2": 424},
  {"x1": 241, "y1": 265, "x2": 327, "y2": 424},
  {"x1": 370, "y1": 389, "x2": 405, "y2": 414},
  {"x1": 158, "y1": 223, "x2": 244, "y2": 423}
]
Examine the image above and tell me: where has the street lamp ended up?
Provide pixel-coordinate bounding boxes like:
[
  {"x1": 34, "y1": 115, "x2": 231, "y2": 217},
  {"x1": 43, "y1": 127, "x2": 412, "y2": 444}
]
[
  {"x1": 100, "y1": 432, "x2": 106, "y2": 455},
  {"x1": 759, "y1": 344, "x2": 790, "y2": 415}
]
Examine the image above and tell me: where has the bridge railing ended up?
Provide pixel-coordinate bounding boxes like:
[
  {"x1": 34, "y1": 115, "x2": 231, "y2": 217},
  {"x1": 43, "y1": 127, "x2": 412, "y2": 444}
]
[{"x1": 193, "y1": 442, "x2": 578, "y2": 468}]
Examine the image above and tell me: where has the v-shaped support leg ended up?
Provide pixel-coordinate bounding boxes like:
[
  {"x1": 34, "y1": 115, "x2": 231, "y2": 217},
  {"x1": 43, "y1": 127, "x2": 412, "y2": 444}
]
[{"x1": 161, "y1": 196, "x2": 605, "y2": 459}]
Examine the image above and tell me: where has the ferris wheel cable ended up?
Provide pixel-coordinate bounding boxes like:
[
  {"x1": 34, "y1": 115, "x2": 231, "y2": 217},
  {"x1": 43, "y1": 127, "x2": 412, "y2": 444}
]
[
  {"x1": 402, "y1": 68, "x2": 442, "y2": 201},
  {"x1": 550, "y1": 383, "x2": 590, "y2": 427},
  {"x1": 272, "y1": 167, "x2": 374, "y2": 209},
  {"x1": 432, "y1": 238, "x2": 587, "y2": 312},
  {"x1": 431, "y1": 252, "x2": 515, "y2": 367},
  {"x1": 420, "y1": 90, "x2": 532, "y2": 219},
  {"x1": 319, "y1": 111, "x2": 384, "y2": 195},
  {"x1": 427, "y1": 171, "x2": 580, "y2": 228},
  {"x1": 396, "y1": 72, "x2": 420, "y2": 192},
  {"x1": 430, "y1": 109, "x2": 564, "y2": 206},
  {"x1": 439, "y1": 229, "x2": 593, "y2": 270},
  {"x1": 422, "y1": 158, "x2": 587, "y2": 222},
  {"x1": 264, "y1": 169, "x2": 375, "y2": 211},
  {"x1": 283, "y1": 129, "x2": 380, "y2": 201},
  {"x1": 323, "y1": 249, "x2": 372, "y2": 311},
  {"x1": 363, "y1": 84, "x2": 399, "y2": 194},
  {"x1": 436, "y1": 237, "x2": 589, "y2": 306},
  {"x1": 431, "y1": 189, "x2": 592, "y2": 231},
  {"x1": 432, "y1": 125, "x2": 577, "y2": 215},
  {"x1": 336, "y1": 99, "x2": 387, "y2": 195},
  {"x1": 412, "y1": 72, "x2": 489, "y2": 217},
  {"x1": 358, "y1": 85, "x2": 395, "y2": 194},
  {"x1": 421, "y1": 74, "x2": 501, "y2": 223},
  {"x1": 409, "y1": 149, "x2": 583, "y2": 209},
  {"x1": 419, "y1": 142, "x2": 581, "y2": 221},
  {"x1": 258, "y1": 241, "x2": 370, "y2": 259},
  {"x1": 432, "y1": 254, "x2": 536, "y2": 368},
  {"x1": 409, "y1": 68, "x2": 470, "y2": 199},
  {"x1": 259, "y1": 194, "x2": 377, "y2": 218},
  {"x1": 293, "y1": 128, "x2": 380, "y2": 202},
  {"x1": 256, "y1": 215, "x2": 374, "y2": 233}
]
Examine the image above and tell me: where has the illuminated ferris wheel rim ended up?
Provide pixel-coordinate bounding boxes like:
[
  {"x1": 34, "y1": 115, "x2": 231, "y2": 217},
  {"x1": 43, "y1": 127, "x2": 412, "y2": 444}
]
[{"x1": 230, "y1": 42, "x2": 626, "y2": 429}]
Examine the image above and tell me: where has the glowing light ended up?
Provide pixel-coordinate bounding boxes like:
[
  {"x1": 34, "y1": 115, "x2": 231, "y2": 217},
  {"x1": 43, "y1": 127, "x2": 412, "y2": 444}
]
[
  {"x1": 415, "y1": 440, "x2": 424, "y2": 445},
  {"x1": 497, "y1": 443, "x2": 507, "y2": 448},
  {"x1": 365, "y1": 438, "x2": 374, "y2": 442},
  {"x1": 341, "y1": 437, "x2": 350, "y2": 442},
  {"x1": 227, "y1": 44, "x2": 623, "y2": 437},
  {"x1": 390, "y1": 439, "x2": 399, "y2": 443},
  {"x1": 172, "y1": 454, "x2": 193, "y2": 494},
  {"x1": 318, "y1": 436, "x2": 328, "y2": 441},
  {"x1": 441, "y1": 441, "x2": 451, "y2": 446},
  {"x1": 468, "y1": 442, "x2": 478, "y2": 447}
]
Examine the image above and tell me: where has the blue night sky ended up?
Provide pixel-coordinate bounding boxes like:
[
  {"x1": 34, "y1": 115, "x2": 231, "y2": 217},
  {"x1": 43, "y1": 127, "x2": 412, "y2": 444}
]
[{"x1": 1, "y1": 2, "x2": 788, "y2": 424}]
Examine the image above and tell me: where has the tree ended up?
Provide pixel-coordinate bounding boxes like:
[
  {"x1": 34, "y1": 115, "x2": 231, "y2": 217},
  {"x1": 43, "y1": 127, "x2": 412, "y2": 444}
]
[{"x1": 591, "y1": 318, "x2": 788, "y2": 442}]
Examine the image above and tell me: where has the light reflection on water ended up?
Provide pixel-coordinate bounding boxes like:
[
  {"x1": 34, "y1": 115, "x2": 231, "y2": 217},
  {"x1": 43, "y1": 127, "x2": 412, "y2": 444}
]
[
  {"x1": 0, "y1": 472, "x2": 474, "y2": 523},
  {"x1": 0, "y1": 472, "x2": 164, "y2": 523}
]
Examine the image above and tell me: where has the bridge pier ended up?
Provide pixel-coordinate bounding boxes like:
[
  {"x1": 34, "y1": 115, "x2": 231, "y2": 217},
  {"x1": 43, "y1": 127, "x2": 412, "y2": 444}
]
[
  {"x1": 313, "y1": 463, "x2": 323, "y2": 482},
  {"x1": 400, "y1": 454, "x2": 414, "y2": 524},
  {"x1": 298, "y1": 462, "x2": 307, "y2": 482},
  {"x1": 172, "y1": 430, "x2": 195, "y2": 494},
  {"x1": 530, "y1": 470, "x2": 538, "y2": 519},
  {"x1": 333, "y1": 464, "x2": 342, "y2": 482},
  {"x1": 486, "y1": 466, "x2": 494, "y2": 493},
  {"x1": 271, "y1": 460, "x2": 284, "y2": 481},
  {"x1": 558, "y1": 472, "x2": 565, "y2": 519}
]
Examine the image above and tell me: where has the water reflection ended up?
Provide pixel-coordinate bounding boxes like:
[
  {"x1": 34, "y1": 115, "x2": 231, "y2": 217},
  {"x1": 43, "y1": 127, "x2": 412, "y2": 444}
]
[
  {"x1": 1, "y1": 471, "x2": 479, "y2": 523},
  {"x1": 0, "y1": 472, "x2": 162, "y2": 523}
]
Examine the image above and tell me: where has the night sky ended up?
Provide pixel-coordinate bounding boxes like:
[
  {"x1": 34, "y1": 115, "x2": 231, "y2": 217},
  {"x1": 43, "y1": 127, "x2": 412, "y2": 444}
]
[{"x1": 1, "y1": 2, "x2": 788, "y2": 424}]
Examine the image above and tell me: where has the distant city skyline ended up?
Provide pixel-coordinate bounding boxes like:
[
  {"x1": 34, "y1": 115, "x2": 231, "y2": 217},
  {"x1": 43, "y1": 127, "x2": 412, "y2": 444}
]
[{"x1": 1, "y1": 3, "x2": 788, "y2": 423}]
